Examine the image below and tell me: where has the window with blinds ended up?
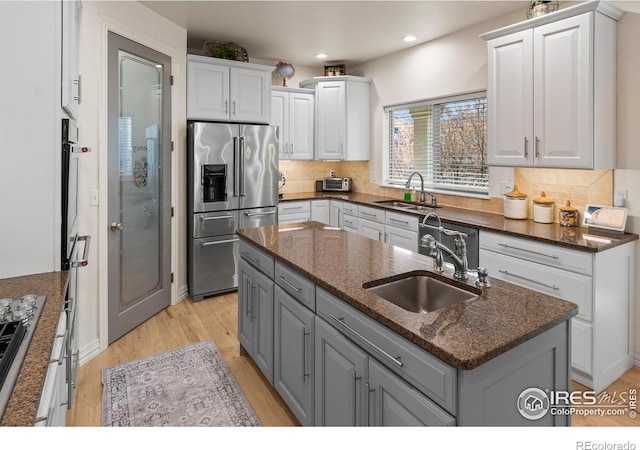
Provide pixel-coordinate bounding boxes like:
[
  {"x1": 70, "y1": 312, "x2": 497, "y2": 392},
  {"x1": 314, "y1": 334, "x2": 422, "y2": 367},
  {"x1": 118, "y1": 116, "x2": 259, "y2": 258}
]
[{"x1": 384, "y1": 92, "x2": 488, "y2": 195}]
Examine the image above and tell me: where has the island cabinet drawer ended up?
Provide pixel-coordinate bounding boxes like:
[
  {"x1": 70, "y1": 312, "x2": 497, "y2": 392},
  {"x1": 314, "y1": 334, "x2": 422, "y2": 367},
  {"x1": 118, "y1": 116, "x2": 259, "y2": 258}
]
[
  {"x1": 342, "y1": 203, "x2": 358, "y2": 216},
  {"x1": 358, "y1": 205, "x2": 385, "y2": 223},
  {"x1": 385, "y1": 211, "x2": 419, "y2": 231},
  {"x1": 239, "y1": 240, "x2": 274, "y2": 278},
  {"x1": 275, "y1": 260, "x2": 315, "y2": 311},
  {"x1": 315, "y1": 286, "x2": 456, "y2": 415},
  {"x1": 480, "y1": 249, "x2": 592, "y2": 321},
  {"x1": 479, "y1": 231, "x2": 593, "y2": 276}
]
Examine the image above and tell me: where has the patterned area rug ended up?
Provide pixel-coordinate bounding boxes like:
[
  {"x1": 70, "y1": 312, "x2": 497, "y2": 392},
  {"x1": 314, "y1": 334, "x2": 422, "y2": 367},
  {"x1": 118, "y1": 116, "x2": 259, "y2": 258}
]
[{"x1": 101, "y1": 340, "x2": 261, "y2": 427}]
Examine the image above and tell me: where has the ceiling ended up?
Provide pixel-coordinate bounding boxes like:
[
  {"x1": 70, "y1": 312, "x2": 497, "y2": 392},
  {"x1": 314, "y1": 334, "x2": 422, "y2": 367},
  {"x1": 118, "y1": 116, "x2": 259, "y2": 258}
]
[{"x1": 140, "y1": 1, "x2": 535, "y2": 67}]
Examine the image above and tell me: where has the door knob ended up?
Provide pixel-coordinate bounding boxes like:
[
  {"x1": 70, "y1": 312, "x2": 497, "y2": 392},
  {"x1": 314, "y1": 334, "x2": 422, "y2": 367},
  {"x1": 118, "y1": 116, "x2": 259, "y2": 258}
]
[{"x1": 110, "y1": 222, "x2": 123, "y2": 231}]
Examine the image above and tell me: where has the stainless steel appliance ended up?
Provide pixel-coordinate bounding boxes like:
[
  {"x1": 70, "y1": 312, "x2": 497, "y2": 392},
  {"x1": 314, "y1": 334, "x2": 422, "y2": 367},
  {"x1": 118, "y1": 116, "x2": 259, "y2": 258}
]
[
  {"x1": 187, "y1": 121, "x2": 279, "y2": 301},
  {"x1": 322, "y1": 177, "x2": 351, "y2": 192},
  {"x1": 60, "y1": 118, "x2": 90, "y2": 411},
  {"x1": 419, "y1": 219, "x2": 479, "y2": 269}
]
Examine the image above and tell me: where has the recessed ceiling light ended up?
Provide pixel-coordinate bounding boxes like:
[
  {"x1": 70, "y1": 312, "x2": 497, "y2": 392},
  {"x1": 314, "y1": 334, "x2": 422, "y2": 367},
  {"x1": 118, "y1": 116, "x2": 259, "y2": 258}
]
[
  {"x1": 403, "y1": 35, "x2": 417, "y2": 42},
  {"x1": 315, "y1": 53, "x2": 328, "y2": 59}
]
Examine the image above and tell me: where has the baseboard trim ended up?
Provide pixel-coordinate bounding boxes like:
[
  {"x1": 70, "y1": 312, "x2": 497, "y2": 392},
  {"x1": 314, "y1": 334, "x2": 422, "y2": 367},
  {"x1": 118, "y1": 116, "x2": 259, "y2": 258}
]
[
  {"x1": 634, "y1": 349, "x2": 640, "y2": 367},
  {"x1": 78, "y1": 338, "x2": 101, "y2": 366}
]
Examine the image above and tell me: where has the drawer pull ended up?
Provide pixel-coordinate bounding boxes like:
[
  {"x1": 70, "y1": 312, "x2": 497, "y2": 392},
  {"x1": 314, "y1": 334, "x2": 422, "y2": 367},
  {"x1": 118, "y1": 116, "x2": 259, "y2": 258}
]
[
  {"x1": 389, "y1": 217, "x2": 409, "y2": 225},
  {"x1": 498, "y1": 270, "x2": 560, "y2": 291},
  {"x1": 240, "y1": 252, "x2": 260, "y2": 265},
  {"x1": 497, "y1": 243, "x2": 559, "y2": 259},
  {"x1": 329, "y1": 315, "x2": 403, "y2": 369},
  {"x1": 276, "y1": 274, "x2": 302, "y2": 293},
  {"x1": 360, "y1": 211, "x2": 378, "y2": 219}
]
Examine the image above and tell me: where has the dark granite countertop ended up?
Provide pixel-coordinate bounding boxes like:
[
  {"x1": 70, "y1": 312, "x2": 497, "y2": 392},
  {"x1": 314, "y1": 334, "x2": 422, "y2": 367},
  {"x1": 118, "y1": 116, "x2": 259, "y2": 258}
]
[
  {"x1": 237, "y1": 222, "x2": 578, "y2": 370},
  {"x1": 0, "y1": 271, "x2": 69, "y2": 426},
  {"x1": 279, "y1": 192, "x2": 639, "y2": 252}
]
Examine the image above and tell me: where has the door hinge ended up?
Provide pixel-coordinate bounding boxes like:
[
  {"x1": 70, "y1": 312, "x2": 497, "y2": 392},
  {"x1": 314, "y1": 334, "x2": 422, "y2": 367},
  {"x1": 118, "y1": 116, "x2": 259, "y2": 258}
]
[
  {"x1": 171, "y1": 207, "x2": 174, "y2": 217},
  {"x1": 171, "y1": 273, "x2": 174, "y2": 283},
  {"x1": 170, "y1": 75, "x2": 174, "y2": 85}
]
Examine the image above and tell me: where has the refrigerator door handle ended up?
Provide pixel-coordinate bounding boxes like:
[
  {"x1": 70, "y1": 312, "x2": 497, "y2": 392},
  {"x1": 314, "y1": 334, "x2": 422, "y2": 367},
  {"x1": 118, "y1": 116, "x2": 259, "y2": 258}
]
[
  {"x1": 233, "y1": 137, "x2": 240, "y2": 197},
  {"x1": 239, "y1": 136, "x2": 246, "y2": 197},
  {"x1": 244, "y1": 210, "x2": 276, "y2": 217}
]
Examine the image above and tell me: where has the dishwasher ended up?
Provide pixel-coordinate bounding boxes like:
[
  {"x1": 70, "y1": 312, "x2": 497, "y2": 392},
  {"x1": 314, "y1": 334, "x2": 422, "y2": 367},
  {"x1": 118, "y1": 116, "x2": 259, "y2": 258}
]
[{"x1": 418, "y1": 219, "x2": 479, "y2": 269}]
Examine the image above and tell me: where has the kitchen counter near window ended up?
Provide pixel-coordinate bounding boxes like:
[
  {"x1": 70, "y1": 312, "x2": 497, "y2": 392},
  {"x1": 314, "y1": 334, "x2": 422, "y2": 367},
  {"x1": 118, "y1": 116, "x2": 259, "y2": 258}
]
[
  {"x1": 0, "y1": 271, "x2": 69, "y2": 426},
  {"x1": 237, "y1": 221, "x2": 578, "y2": 370},
  {"x1": 279, "y1": 192, "x2": 639, "y2": 252}
]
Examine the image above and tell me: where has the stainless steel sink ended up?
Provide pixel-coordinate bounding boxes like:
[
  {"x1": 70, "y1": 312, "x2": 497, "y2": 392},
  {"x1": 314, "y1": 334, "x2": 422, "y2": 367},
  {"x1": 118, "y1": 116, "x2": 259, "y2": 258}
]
[
  {"x1": 364, "y1": 273, "x2": 478, "y2": 313},
  {"x1": 374, "y1": 200, "x2": 440, "y2": 210}
]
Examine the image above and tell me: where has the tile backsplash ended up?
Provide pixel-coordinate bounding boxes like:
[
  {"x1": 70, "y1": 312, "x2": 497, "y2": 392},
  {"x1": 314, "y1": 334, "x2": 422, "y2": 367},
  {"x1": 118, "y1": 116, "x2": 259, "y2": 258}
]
[{"x1": 278, "y1": 161, "x2": 614, "y2": 226}]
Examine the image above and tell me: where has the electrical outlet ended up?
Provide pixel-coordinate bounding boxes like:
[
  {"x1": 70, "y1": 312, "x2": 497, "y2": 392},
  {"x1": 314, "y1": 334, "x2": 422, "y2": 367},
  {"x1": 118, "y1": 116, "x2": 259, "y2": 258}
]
[
  {"x1": 329, "y1": 170, "x2": 335, "y2": 178},
  {"x1": 500, "y1": 182, "x2": 513, "y2": 194},
  {"x1": 279, "y1": 171, "x2": 285, "y2": 181},
  {"x1": 614, "y1": 189, "x2": 628, "y2": 207}
]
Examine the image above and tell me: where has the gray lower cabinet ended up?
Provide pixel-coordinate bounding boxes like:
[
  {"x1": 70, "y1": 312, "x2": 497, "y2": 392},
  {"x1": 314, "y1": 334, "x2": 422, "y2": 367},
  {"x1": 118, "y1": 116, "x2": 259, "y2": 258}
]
[
  {"x1": 273, "y1": 285, "x2": 315, "y2": 426},
  {"x1": 368, "y1": 358, "x2": 455, "y2": 426},
  {"x1": 314, "y1": 316, "x2": 367, "y2": 426},
  {"x1": 238, "y1": 257, "x2": 274, "y2": 383}
]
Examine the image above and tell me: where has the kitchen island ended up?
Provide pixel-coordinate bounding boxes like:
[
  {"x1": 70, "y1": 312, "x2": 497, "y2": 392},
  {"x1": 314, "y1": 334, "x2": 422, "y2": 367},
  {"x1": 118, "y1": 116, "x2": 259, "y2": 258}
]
[{"x1": 237, "y1": 221, "x2": 578, "y2": 426}]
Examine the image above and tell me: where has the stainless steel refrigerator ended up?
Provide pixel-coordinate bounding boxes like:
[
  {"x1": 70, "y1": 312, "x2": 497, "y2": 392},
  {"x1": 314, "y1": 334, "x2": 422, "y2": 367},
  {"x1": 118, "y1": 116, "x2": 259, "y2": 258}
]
[{"x1": 187, "y1": 121, "x2": 279, "y2": 301}]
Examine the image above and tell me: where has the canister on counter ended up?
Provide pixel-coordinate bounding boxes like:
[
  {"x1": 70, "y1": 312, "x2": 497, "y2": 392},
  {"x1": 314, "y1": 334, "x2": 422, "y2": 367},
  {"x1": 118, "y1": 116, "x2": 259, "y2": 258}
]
[
  {"x1": 559, "y1": 201, "x2": 579, "y2": 227},
  {"x1": 533, "y1": 192, "x2": 554, "y2": 224},
  {"x1": 503, "y1": 185, "x2": 528, "y2": 219}
]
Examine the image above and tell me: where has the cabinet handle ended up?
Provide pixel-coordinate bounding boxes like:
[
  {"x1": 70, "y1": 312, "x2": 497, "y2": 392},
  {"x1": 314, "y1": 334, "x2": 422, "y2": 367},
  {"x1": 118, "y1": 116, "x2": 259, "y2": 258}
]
[
  {"x1": 524, "y1": 137, "x2": 529, "y2": 158},
  {"x1": 498, "y1": 270, "x2": 560, "y2": 291},
  {"x1": 535, "y1": 136, "x2": 540, "y2": 158},
  {"x1": 329, "y1": 315, "x2": 403, "y2": 368},
  {"x1": 290, "y1": 143, "x2": 294, "y2": 154},
  {"x1": 224, "y1": 100, "x2": 228, "y2": 114},
  {"x1": 390, "y1": 217, "x2": 409, "y2": 225},
  {"x1": 284, "y1": 143, "x2": 289, "y2": 155},
  {"x1": 361, "y1": 211, "x2": 377, "y2": 218},
  {"x1": 232, "y1": 100, "x2": 237, "y2": 115},
  {"x1": 276, "y1": 274, "x2": 302, "y2": 293},
  {"x1": 497, "y1": 243, "x2": 559, "y2": 259},
  {"x1": 366, "y1": 381, "x2": 374, "y2": 426},
  {"x1": 303, "y1": 328, "x2": 310, "y2": 381},
  {"x1": 353, "y1": 370, "x2": 362, "y2": 426},
  {"x1": 240, "y1": 252, "x2": 260, "y2": 265},
  {"x1": 245, "y1": 278, "x2": 251, "y2": 318},
  {"x1": 73, "y1": 75, "x2": 82, "y2": 105},
  {"x1": 250, "y1": 283, "x2": 257, "y2": 320}
]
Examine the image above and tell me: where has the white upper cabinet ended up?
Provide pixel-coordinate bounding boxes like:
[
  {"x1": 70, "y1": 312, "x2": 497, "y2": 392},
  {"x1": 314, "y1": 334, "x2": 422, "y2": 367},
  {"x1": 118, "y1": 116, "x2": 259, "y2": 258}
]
[
  {"x1": 61, "y1": 0, "x2": 81, "y2": 119},
  {"x1": 187, "y1": 54, "x2": 272, "y2": 123},
  {"x1": 482, "y1": 1, "x2": 624, "y2": 169},
  {"x1": 300, "y1": 76, "x2": 371, "y2": 161},
  {"x1": 271, "y1": 87, "x2": 314, "y2": 160}
]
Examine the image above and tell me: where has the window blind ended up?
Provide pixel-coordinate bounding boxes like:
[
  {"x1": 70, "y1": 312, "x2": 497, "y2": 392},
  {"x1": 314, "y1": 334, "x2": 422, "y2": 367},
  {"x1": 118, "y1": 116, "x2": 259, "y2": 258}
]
[{"x1": 385, "y1": 93, "x2": 488, "y2": 195}]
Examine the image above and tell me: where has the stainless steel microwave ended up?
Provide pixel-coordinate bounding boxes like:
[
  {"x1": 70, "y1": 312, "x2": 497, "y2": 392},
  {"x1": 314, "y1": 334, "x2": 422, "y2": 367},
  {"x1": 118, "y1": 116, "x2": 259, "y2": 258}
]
[{"x1": 323, "y1": 177, "x2": 351, "y2": 192}]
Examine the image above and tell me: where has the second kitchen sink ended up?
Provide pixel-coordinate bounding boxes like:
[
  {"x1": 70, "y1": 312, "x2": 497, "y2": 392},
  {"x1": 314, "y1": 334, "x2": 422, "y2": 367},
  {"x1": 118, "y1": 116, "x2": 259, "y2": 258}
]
[{"x1": 363, "y1": 272, "x2": 479, "y2": 314}]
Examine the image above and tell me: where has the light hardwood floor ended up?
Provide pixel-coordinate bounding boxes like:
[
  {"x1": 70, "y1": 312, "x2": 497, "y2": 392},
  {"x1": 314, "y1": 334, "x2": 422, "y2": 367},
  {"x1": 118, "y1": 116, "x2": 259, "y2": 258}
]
[{"x1": 67, "y1": 292, "x2": 639, "y2": 427}]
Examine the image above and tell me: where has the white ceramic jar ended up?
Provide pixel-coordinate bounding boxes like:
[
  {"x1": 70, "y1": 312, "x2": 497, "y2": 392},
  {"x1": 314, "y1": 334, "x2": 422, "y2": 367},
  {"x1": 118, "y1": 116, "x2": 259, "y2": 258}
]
[
  {"x1": 533, "y1": 192, "x2": 554, "y2": 224},
  {"x1": 503, "y1": 186, "x2": 528, "y2": 219}
]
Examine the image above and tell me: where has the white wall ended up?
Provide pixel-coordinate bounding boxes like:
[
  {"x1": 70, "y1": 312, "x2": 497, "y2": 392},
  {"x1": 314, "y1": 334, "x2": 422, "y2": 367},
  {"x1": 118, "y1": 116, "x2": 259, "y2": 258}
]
[
  {"x1": 76, "y1": 1, "x2": 187, "y2": 360},
  {"x1": 350, "y1": 9, "x2": 524, "y2": 198},
  {"x1": 0, "y1": 1, "x2": 62, "y2": 278}
]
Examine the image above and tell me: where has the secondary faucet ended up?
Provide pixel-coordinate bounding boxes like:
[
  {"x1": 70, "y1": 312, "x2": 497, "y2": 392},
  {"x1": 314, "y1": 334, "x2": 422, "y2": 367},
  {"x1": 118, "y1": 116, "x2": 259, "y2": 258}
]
[
  {"x1": 405, "y1": 171, "x2": 437, "y2": 207},
  {"x1": 420, "y1": 232, "x2": 469, "y2": 281}
]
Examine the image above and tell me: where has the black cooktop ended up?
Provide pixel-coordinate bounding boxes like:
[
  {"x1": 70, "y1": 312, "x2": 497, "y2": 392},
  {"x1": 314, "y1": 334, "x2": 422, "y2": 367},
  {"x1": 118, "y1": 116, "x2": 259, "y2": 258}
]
[{"x1": 0, "y1": 321, "x2": 26, "y2": 392}]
